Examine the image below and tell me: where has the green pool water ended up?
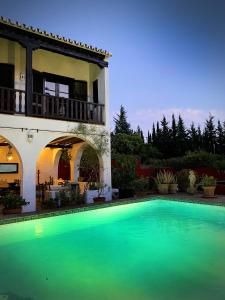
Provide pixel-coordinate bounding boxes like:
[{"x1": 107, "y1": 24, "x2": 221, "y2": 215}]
[{"x1": 0, "y1": 200, "x2": 225, "y2": 300}]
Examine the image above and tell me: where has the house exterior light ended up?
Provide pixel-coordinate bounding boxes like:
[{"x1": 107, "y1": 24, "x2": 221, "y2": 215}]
[
  {"x1": 27, "y1": 130, "x2": 34, "y2": 143},
  {"x1": 6, "y1": 145, "x2": 13, "y2": 161}
]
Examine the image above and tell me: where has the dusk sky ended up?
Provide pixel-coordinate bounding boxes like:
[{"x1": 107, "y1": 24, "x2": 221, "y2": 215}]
[{"x1": 1, "y1": 0, "x2": 225, "y2": 135}]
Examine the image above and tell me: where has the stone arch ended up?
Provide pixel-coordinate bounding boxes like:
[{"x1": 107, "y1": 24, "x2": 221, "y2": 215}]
[
  {"x1": 35, "y1": 133, "x2": 102, "y2": 184},
  {"x1": 73, "y1": 142, "x2": 104, "y2": 183}
]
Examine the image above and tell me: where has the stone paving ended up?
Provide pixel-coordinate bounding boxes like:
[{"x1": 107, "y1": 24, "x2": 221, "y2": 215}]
[{"x1": 0, "y1": 192, "x2": 225, "y2": 225}]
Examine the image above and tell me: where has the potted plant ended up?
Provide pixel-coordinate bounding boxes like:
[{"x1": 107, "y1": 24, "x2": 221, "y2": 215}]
[
  {"x1": 132, "y1": 177, "x2": 149, "y2": 197},
  {"x1": 1, "y1": 191, "x2": 29, "y2": 214},
  {"x1": 177, "y1": 169, "x2": 190, "y2": 192},
  {"x1": 168, "y1": 174, "x2": 178, "y2": 194},
  {"x1": 154, "y1": 170, "x2": 173, "y2": 194},
  {"x1": 93, "y1": 182, "x2": 107, "y2": 203},
  {"x1": 202, "y1": 175, "x2": 216, "y2": 198}
]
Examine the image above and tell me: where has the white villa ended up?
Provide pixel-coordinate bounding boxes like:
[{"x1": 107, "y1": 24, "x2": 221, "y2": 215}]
[{"x1": 0, "y1": 17, "x2": 112, "y2": 213}]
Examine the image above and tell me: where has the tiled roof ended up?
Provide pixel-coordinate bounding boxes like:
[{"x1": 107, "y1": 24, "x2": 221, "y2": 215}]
[{"x1": 0, "y1": 16, "x2": 112, "y2": 58}]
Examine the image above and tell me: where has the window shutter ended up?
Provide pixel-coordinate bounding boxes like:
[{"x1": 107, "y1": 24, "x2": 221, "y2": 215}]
[
  {"x1": 93, "y1": 80, "x2": 98, "y2": 103},
  {"x1": 0, "y1": 64, "x2": 14, "y2": 88},
  {"x1": 73, "y1": 80, "x2": 87, "y2": 101},
  {"x1": 33, "y1": 70, "x2": 43, "y2": 93}
]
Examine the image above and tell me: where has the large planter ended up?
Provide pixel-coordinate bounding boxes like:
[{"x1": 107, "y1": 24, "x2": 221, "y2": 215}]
[
  {"x1": 119, "y1": 188, "x2": 134, "y2": 199},
  {"x1": 3, "y1": 207, "x2": 22, "y2": 214},
  {"x1": 157, "y1": 184, "x2": 169, "y2": 195},
  {"x1": 135, "y1": 191, "x2": 148, "y2": 197},
  {"x1": 203, "y1": 186, "x2": 216, "y2": 198},
  {"x1": 85, "y1": 190, "x2": 98, "y2": 204},
  {"x1": 93, "y1": 196, "x2": 106, "y2": 203},
  {"x1": 169, "y1": 184, "x2": 178, "y2": 194}
]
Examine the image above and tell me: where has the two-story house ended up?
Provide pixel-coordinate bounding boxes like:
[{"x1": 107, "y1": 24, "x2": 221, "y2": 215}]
[{"x1": 0, "y1": 17, "x2": 112, "y2": 212}]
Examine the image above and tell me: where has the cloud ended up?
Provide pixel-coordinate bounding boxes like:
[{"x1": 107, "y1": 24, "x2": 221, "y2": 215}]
[{"x1": 111, "y1": 107, "x2": 225, "y2": 137}]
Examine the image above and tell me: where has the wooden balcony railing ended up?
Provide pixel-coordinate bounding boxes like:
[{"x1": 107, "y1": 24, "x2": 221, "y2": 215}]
[
  {"x1": 0, "y1": 86, "x2": 105, "y2": 125},
  {"x1": 31, "y1": 93, "x2": 105, "y2": 124},
  {"x1": 0, "y1": 86, "x2": 25, "y2": 114}
]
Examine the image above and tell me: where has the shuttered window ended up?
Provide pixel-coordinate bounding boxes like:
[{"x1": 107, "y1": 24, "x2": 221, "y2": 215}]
[
  {"x1": 0, "y1": 63, "x2": 14, "y2": 88},
  {"x1": 93, "y1": 80, "x2": 98, "y2": 103},
  {"x1": 33, "y1": 70, "x2": 43, "y2": 94},
  {"x1": 73, "y1": 80, "x2": 87, "y2": 101}
]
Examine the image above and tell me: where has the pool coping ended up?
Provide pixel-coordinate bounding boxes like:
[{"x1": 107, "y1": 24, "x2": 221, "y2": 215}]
[
  {"x1": 0, "y1": 194, "x2": 225, "y2": 226},
  {"x1": 0, "y1": 197, "x2": 150, "y2": 225}
]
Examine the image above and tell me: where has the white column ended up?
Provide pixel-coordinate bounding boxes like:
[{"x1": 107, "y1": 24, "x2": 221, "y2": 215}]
[
  {"x1": 99, "y1": 66, "x2": 110, "y2": 129},
  {"x1": 102, "y1": 151, "x2": 112, "y2": 201},
  {"x1": 21, "y1": 156, "x2": 36, "y2": 212}
]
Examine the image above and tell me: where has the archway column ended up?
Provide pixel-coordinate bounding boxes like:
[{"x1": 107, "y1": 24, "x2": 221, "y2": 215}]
[
  {"x1": 101, "y1": 152, "x2": 112, "y2": 201},
  {"x1": 21, "y1": 157, "x2": 36, "y2": 212}
]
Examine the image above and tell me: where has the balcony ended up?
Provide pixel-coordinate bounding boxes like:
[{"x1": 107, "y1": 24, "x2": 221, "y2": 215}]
[{"x1": 0, "y1": 86, "x2": 104, "y2": 125}]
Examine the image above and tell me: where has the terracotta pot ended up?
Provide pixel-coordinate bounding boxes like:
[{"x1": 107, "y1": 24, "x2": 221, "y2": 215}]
[
  {"x1": 135, "y1": 191, "x2": 148, "y2": 197},
  {"x1": 93, "y1": 197, "x2": 106, "y2": 203},
  {"x1": 169, "y1": 184, "x2": 178, "y2": 194},
  {"x1": 3, "y1": 207, "x2": 22, "y2": 214},
  {"x1": 157, "y1": 184, "x2": 169, "y2": 195},
  {"x1": 203, "y1": 186, "x2": 216, "y2": 198}
]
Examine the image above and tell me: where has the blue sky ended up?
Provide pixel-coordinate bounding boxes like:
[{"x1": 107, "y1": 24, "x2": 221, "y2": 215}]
[{"x1": 1, "y1": 0, "x2": 225, "y2": 135}]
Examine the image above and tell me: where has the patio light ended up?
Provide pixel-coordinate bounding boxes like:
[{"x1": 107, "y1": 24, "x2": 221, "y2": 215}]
[{"x1": 6, "y1": 145, "x2": 13, "y2": 161}]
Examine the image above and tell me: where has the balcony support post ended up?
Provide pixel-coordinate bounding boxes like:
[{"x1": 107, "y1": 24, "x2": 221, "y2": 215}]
[{"x1": 25, "y1": 45, "x2": 33, "y2": 116}]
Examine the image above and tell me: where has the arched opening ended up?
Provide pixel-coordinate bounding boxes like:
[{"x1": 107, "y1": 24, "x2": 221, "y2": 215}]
[
  {"x1": 0, "y1": 135, "x2": 23, "y2": 198},
  {"x1": 35, "y1": 135, "x2": 102, "y2": 208},
  {"x1": 79, "y1": 146, "x2": 100, "y2": 182},
  {"x1": 58, "y1": 151, "x2": 71, "y2": 180}
]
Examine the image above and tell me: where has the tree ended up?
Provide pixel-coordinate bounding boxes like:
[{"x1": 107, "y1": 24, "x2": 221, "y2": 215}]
[
  {"x1": 176, "y1": 115, "x2": 188, "y2": 156},
  {"x1": 136, "y1": 125, "x2": 145, "y2": 143},
  {"x1": 216, "y1": 120, "x2": 225, "y2": 154},
  {"x1": 171, "y1": 114, "x2": 177, "y2": 140},
  {"x1": 111, "y1": 133, "x2": 143, "y2": 156},
  {"x1": 151, "y1": 123, "x2": 156, "y2": 145},
  {"x1": 147, "y1": 131, "x2": 152, "y2": 144},
  {"x1": 197, "y1": 125, "x2": 203, "y2": 151},
  {"x1": 203, "y1": 114, "x2": 216, "y2": 153},
  {"x1": 188, "y1": 122, "x2": 199, "y2": 152},
  {"x1": 114, "y1": 105, "x2": 132, "y2": 135}
]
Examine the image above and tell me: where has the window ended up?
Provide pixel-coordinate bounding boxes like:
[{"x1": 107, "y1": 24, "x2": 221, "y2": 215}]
[
  {"x1": 93, "y1": 80, "x2": 98, "y2": 103},
  {"x1": 45, "y1": 81, "x2": 69, "y2": 98},
  {"x1": 73, "y1": 80, "x2": 87, "y2": 101},
  {"x1": 0, "y1": 64, "x2": 14, "y2": 88}
]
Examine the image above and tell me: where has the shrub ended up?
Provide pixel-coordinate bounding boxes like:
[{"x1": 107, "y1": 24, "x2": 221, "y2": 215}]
[
  {"x1": 176, "y1": 169, "x2": 190, "y2": 192},
  {"x1": 132, "y1": 177, "x2": 149, "y2": 192},
  {"x1": 184, "y1": 151, "x2": 222, "y2": 168},
  {"x1": 201, "y1": 175, "x2": 216, "y2": 187},
  {"x1": 112, "y1": 154, "x2": 136, "y2": 189},
  {"x1": 155, "y1": 170, "x2": 174, "y2": 184},
  {"x1": 164, "y1": 157, "x2": 185, "y2": 171},
  {"x1": 0, "y1": 192, "x2": 29, "y2": 209}
]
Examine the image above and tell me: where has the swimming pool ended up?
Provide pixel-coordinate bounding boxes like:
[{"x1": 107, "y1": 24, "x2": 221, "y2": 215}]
[{"x1": 0, "y1": 199, "x2": 225, "y2": 300}]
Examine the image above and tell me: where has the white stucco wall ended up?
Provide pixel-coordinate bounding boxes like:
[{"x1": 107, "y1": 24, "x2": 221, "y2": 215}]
[{"x1": 0, "y1": 113, "x2": 112, "y2": 212}]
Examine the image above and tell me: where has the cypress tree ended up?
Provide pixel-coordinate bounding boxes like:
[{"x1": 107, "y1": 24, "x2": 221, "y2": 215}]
[
  {"x1": 171, "y1": 114, "x2": 177, "y2": 140},
  {"x1": 136, "y1": 125, "x2": 145, "y2": 143},
  {"x1": 147, "y1": 131, "x2": 152, "y2": 144},
  {"x1": 216, "y1": 120, "x2": 225, "y2": 154},
  {"x1": 114, "y1": 105, "x2": 132, "y2": 135},
  {"x1": 176, "y1": 115, "x2": 188, "y2": 156},
  {"x1": 152, "y1": 123, "x2": 156, "y2": 145},
  {"x1": 197, "y1": 125, "x2": 203, "y2": 151},
  {"x1": 203, "y1": 114, "x2": 216, "y2": 153},
  {"x1": 189, "y1": 122, "x2": 198, "y2": 151},
  {"x1": 160, "y1": 116, "x2": 171, "y2": 157}
]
